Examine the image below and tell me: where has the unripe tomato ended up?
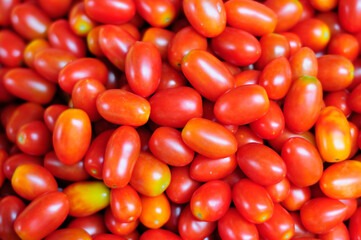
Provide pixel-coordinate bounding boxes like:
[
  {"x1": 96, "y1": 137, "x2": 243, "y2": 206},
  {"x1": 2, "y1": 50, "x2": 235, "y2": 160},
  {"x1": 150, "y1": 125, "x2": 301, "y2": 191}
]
[{"x1": 0, "y1": 0, "x2": 20, "y2": 26}]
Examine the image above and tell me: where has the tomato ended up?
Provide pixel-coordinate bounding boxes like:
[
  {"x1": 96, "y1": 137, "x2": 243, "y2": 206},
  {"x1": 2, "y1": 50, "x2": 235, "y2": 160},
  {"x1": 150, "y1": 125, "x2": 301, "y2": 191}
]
[
  {"x1": 300, "y1": 198, "x2": 347, "y2": 234},
  {"x1": 0, "y1": 0, "x2": 20, "y2": 26},
  {"x1": 328, "y1": 33, "x2": 359, "y2": 61},
  {"x1": 338, "y1": 0, "x2": 361, "y2": 33},
  {"x1": 45, "y1": 228, "x2": 91, "y2": 240},
  {"x1": 183, "y1": 0, "x2": 226, "y2": 37},
  {"x1": 53, "y1": 109, "x2": 92, "y2": 165},
  {"x1": 237, "y1": 143, "x2": 286, "y2": 186},
  {"x1": 38, "y1": 0, "x2": 72, "y2": 18},
  {"x1": 257, "y1": 204, "x2": 295, "y2": 240},
  {"x1": 140, "y1": 229, "x2": 182, "y2": 240},
  {"x1": 217, "y1": 208, "x2": 259, "y2": 240},
  {"x1": 315, "y1": 106, "x2": 351, "y2": 163},
  {"x1": 134, "y1": 0, "x2": 176, "y2": 28},
  {"x1": 190, "y1": 154, "x2": 237, "y2": 182},
  {"x1": 149, "y1": 87, "x2": 202, "y2": 128},
  {"x1": 0, "y1": 195, "x2": 25, "y2": 240},
  {"x1": 349, "y1": 207, "x2": 361, "y2": 240},
  {"x1": 309, "y1": 0, "x2": 337, "y2": 12},
  {"x1": 130, "y1": 152, "x2": 171, "y2": 197},
  {"x1": 142, "y1": 28, "x2": 174, "y2": 61},
  {"x1": 339, "y1": 199, "x2": 358, "y2": 221},
  {"x1": 44, "y1": 151, "x2": 90, "y2": 182},
  {"x1": 265, "y1": 177, "x2": 291, "y2": 203},
  {"x1": 234, "y1": 125, "x2": 264, "y2": 147},
  {"x1": 110, "y1": 185, "x2": 141, "y2": 223},
  {"x1": 68, "y1": 214, "x2": 107, "y2": 236},
  {"x1": 178, "y1": 205, "x2": 217, "y2": 240},
  {"x1": 93, "y1": 234, "x2": 126, "y2": 240},
  {"x1": 317, "y1": 55, "x2": 354, "y2": 91},
  {"x1": 104, "y1": 208, "x2": 139, "y2": 236},
  {"x1": 87, "y1": 26, "x2": 104, "y2": 57},
  {"x1": 166, "y1": 165, "x2": 201, "y2": 204},
  {"x1": 11, "y1": 3, "x2": 51, "y2": 40},
  {"x1": 48, "y1": 19, "x2": 86, "y2": 58},
  {"x1": 290, "y1": 212, "x2": 317, "y2": 238},
  {"x1": 140, "y1": 193, "x2": 171, "y2": 229},
  {"x1": 33, "y1": 48, "x2": 77, "y2": 83},
  {"x1": 43, "y1": 105, "x2": 68, "y2": 133},
  {"x1": 164, "y1": 203, "x2": 183, "y2": 233},
  {"x1": 0, "y1": 150, "x2": 6, "y2": 187},
  {"x1": 3, "y1": 153, "x2": 42, "y2": 180},
  {"x1": 182, "y1": 118, "x2": 237, "y2": 158},
  {"x1": 0, "y1": 30, "x2": 26, "y2": 67},
  {"x1": 3, "y1": 68, "x2": 56, "y2": 105},
  {"x1": 315, "y1": 12, "x2": 343, "y2": 37},
  {"x1": 14, "y1": 191, "x2": 69, "y2": 240},
  {"x1": 324, "y1": 89, "x2": 351, "y2": 117},
  {"x1": 283, "y1": 76, "x2": 323, "y2": 133},
  {"x1": 289, "y1": 47, "x2": 318, "y2": 80},
  {"x1": 249, "y1": 100, "x2": 285, "y2": 140},
  {"x1": 281, "y1": 32, "x2": 302, "y2": 56},
  {"x1": 264, "y1": 0, "x2": 303, "y2": 32},
  {"x1": 318, "y1": 222, "x2": 350, "y2": 240},
  {"x1": 282, "y1": 184, "x2": 311, "y2": 211},
  {"x1": 0, "y1": 68, "x2": 15, "y2": 103},
  {"x1": 16, "y1": 120, "x2": 52, "y2": 156},
  {"x1": 63, "y1": 181, "x2": 110, "y2": 217},
  {"x1": 225, "y1": 0, "x2": 277, "y2": 36}
]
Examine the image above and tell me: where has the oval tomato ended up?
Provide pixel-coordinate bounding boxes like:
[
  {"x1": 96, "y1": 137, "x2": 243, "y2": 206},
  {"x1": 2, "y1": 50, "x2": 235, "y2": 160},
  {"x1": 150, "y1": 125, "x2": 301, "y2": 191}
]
[
  {"x1": 265, "y1": 177, "x2": 291, "y2": 203},
  {"x1": 142, "y1": 28, "x2": 174, "y2": 60},
  {"x1": 140, "y1": 229, "x2": 182, "y2": 240},
  {"x1": 38, "y1": 0, "x2": 72, "y2": 18},
  {"x1": 139, "y1": 193, "x2": 171, "y2": 229},
  {"x1": 3, "y1": 153, "x2": 42, "y2": 180},
  {"x1": 0, "y1": 30, "x2": 25, "y2": 67},
  {"x1": 349, "y1": 207, "x2": 361, "y2": 240},
  {"x1": 289, "y1": 47, "x2": 318, "y2": 80},
  {"x1": 134, "y1": 0, "x2": 176, "y2": 28},
  {"x1": 67, "y1": 214, "x2": 107, "y2": 236},
  {"x1": 281, "y1": 184, "x2": 311, "y2": 211},
  {"x1": 110, "y1": 185, "x2": 141, "y2": 223},
  {"x1": 104, "y1": 208, "x2": 139, "y2": 236},
  {"x1": 338, "y1": 0, "x2": 361, "y2": 33},
  {"x1": 0, "y1": 196, "x2": 25, "y2": 240},
  {"x1": 44, "y1": 228, "x2": 92, "y2": 240}
]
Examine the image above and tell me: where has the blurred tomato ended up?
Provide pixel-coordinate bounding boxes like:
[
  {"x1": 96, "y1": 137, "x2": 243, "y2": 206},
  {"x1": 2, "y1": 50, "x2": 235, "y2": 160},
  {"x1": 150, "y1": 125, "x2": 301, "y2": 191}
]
[
  {"x1": 45, "y1": 228, "x2": 92, "y2": 240},
  {"x1": 0, "y1": 195, "x2": 25, "y2": 240},
  {"x1": 0, "y1": 30, "x2": 25, "y2": 67}
]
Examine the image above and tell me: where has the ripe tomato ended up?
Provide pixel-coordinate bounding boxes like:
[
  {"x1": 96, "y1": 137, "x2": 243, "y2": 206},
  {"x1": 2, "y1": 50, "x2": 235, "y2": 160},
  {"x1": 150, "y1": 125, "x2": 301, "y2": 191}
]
[
  {"x1": 43, "y1": 104, "x2": 68, "y2": 132},
  {"x1": 69, "y1": 2, "x2": 98, "y2": 37},
  {"x1": 0, "y1": 30, "x2": 25, "y2": 67},
  {"x1": 110, "y1": 185, "x2": 141, "y2": 223},
  {"x1": 45, "y1": 228, "x2": 92, "y2": 240},
  {"x1": 93, "y1": 234, "x2": 127, "y2": 240},
  {"x1": 67, "y1": 214, "x2": 107, "y2": 236},
  {"x1": 349, "y1": 207, "x2": 361, "y2": 239},
  {"x1": 0, "y1": 195, "x2": 25, "y2": 240},
  {"x1": 338, "y1": 0, "x2": 361, "y2": 33},
  {"x1": 265, "y1": 177, "x2": 291, "y2": 203},
  {"x1": 3, "y1": 153, "x2": 42, "y2": 180},
  {"x1": 104, "y1": 208, "x2": 139, "y2": 236},
  {"x1": 328, "y1": 33, "x2": 359, "y2": 61},
  {"x1": 234, "y1": 125, "x2": 264, "y2": 147},
  {"x1": 134, "y1": 0, "x2": 176, "y2": 28},
  {"x1": 281, "y1": 32, "x2": 302, "y2": 55},
  {"x1": 289, "y1": 47, "x2": 318, "y2": 80},
  {"x1": 38, "y1": 0, "x2": 72, "y2": 18},
  {"x1": 142, "y1": 28, "x2": 174, "y2": 60},
  {"x1": 0, "y1": 0, "x2": 20, "y2": 26},
  {"x1": 318, "y1": 222, "x2": 350, "y2": 240},
  {"x1": 140, "y1": 229, "x2": 182, "y2": 240},
  {"x1": 281, "y1": 184, "x2": 311, "y2": 211},
  {"x1": 140, "y1": 193, "x2": 171, "y2": 229},
  {"x1": 324, "y1": 89, "x2": 351, "y2": 117}
]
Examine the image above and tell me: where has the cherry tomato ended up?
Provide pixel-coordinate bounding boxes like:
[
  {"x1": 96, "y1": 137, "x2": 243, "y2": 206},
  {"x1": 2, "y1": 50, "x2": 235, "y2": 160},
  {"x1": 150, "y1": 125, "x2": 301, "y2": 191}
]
[
  {"x1": 140, "y1": 229, "x2": 182, "y2": 240},
  {"x1": 281, "y1": 32, "x2": 302, "y2": 55},
  {"x1": 225, "y1": 0, "x2": 277, "y2": 36},
  {"x1": 349, "y1": 207, "x2": 361, "y2": 240},
  {"x1": 63, "y1": 181, "x2": 110, "y2": 217},
  {"x1": 45, "y1": 228, "x2": 92, "y2": 240},
  {"x1": 93, "y1": 234, "x2": 126, "y2": 240},
  {"x1": 265, "y1": 177, "x2": 291, "y2": 203},
  {"x1": 328, "y1": 33, "x2": 359, "y2": 61},
  {"x1": 142, "y1": 28, "x2": 174, "y2": 61},
  {"x1": 110, "y1": 185, "x2": 141, "y2": 223},
  {"x1": 339, "y1": 198, "x2": 358, "y2": 221},
  {"x1": 309, "y1": 0, "x2": 337, "y2": 12},
  {"x1": 0, "y1": 0, "x2": 21, "y2": 26},
  {"x1": 318, "y1": 222, "x2": 350, "y2": 240},
  {"x1": 134, "y1": 0, "x2": 176, "y2": 28},
  {"x1": 43, "y1": 104, "x2": 68, "y2": 132},
  {"x1": 164, "y1": 203, "x2": 183, "y2": 233},
  {"x1": 0, "y1": 195, "x2": 25, "y2": 240},
  {"x1": 234, "y1": 125, "x2": 264, "y2": 147},
  {"x1": 24, "y1": 38, "x2": 51, "y2": 68},
  {"x1": 14, "y1": 191, "x2": 69, "y2": 240},
  {"x1": 324, "y1": 89, "x2": 351, "y2": 117},
  {"x1": 237, "y1": 143, "x2": 287, "y2": 186},
  {"x1": 67, "y1": 214, "x2": 107, "y2": 236},
  {"x1": 0, "y1": 30, "x2": 26, "y2": 67},
  {"x1": 3, "y1": 153, "x2": 42, "y2": 180},
  {"x1": 289, "y1": 47, "x2": 318, "y2": 80},
  {"x1": 315, "y1": 12, "x2": 343, "y2": 37},
  {"x1": 338, "y1": 0, "x2": 361, "y2": 33},
  {"x1": 68, "y1": 2, "x2": 97, "y2": 37},
  {"x1": 140, "y1": 193, "x2": 171, "y2": 229},
  {"x1": 282, "y1": 184, "x2": 311, "y2": 211},
  {"x1": 87, "y1": 26, "x2": 104, "y2": 57},
  {"x1": 38, "y1": 0, "x2": 72, "y2": 18},
  {"x1": 104, "y1": 208, "x2": 139, "y2": 236},
  {"x1": 53, "y1": 109, "x2": 92, "y2": 165}
]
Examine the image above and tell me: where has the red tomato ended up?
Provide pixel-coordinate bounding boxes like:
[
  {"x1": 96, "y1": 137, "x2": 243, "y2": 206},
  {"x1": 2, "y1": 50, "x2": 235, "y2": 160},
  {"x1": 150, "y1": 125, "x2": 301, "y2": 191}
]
[
  {"x1": 38, "y1": 0, "x2": 72, "y2": 18},
  {"x1": 281, "y1": 32, "x2": 302, "y2": 55},
  {"x1": 43, "y1": 104, "x2": 68, "y2": 132},
  {"x1": 149, "y1": 86, "x2": 203, "y2": 128},
  {"x1": 309, "y1": 0, "x2": 337, "y2": 12},
  {"x1": 14, "y1": 191, "x2": 69, "y2": 240},
  {"x1": 140, "y1": 193, "x2": 171, "y2": 229},
  {"x1": 300, "y1": 198, "x2": 347, "y2": 234},
  {"x1": 315, "y1": 12, "x2": 343, "y2": 37},
  {"x1": 183, "y1": 0, "x2": 226, "y2": 37},
  {"x1": 281, "y1": 184, "x2": 311, "y2": 211},
  {"x1": 166, "y1": 165, "x2": 201, "y2": 204},
  {"x1": 339, "y1": 198, "x2": 358, "y2": 221},
  {"x1": 234, "y1": 125, "x2": 264, "y2": 147},
  {"x1": 125, "y1": 41, "x2": 161, "y2": 97},
  {"x1": 290, "y1": 212, "x2": 317, "y2": 238},
  {"x1": 289, "y1": 47, "x2": 318, "y2": 80},
  {"x1": 63, "y1": 181, "x2": 110, "y2": 217},
  {"x1": 0, "y1": 0, "x2": 21, "y2": 26},
  {"x1": 237, "y1": 143, "x2": 287, "y2": 186},
  {"x1": 0, "y1": 68, "x2": 14, "y2": 103},
  {"x1": 0, "y1": 150, "x2": 6, "y2": 187},
  {"x1": 130, "y1": 152, "x2": 171, "y2": 197},
  {"x1": 349, "y1": 83, "x2": 361, "y2": 114},
  {"x1": 0, "y1": 30, "x2": 26, "y2": 67},
  {"x1": 257, "y1": 204, "x2": 295, "y2": 240},
  {"x1": 338, "y1": 0, "x2": 361, "y2": 33},
  {"x1": 104, "y1": 208, "x2": 139, "y2": 236},
  {"x1": 349, "y1": 207, "x2": 361, "y2": 240},
  {"x1": 164, "y1": 203, "x2": 183, "y2": 233},
  {"x1": 149, "y1": 127, "x2": 194, "y2": 167},
  {"x1": 69, "y1": 2, "x2": 98, "y2": 37},
  {"x1": 93, "y1": 234, "x2": 126, "y2": 240},
  {"x1": 283, "y1": 76, "x2": 323, "y2": 133},
  {"x1": 142, "y1": 28, "x2": 174, "y2": 61},
  {"x1": 328, "y1": 33, "x2": 359, "y2": 61},
  {"x1": 0, "y1": 195, "x2": 25, "y2": 240},
  {"x1": 134, "y1": 0, "x2": 176, "y2": 28},
  {"x1": 265, "y1": 177, "x2": 291, "y2": 203},
  {"x1": 324, "y1": 89, "x2": 351, "y2": 117},
  {"x1": 67, "y1": 214, "x2": 107, "y2": 236},
  {"x1": 281, "y1": 137, "x2": 323, "y2": 187},
  {"x1": 190, "y1": 154, "x2": 237, "y2": 182},
  {"x1": 181, "y1": 118, "x2": 238, "y2": 159},
  {"x1": 218, "y1": 208, "x2": 259, "y2": 240},
  {"x1": 315, "y1": 106, "x2": 351, "y2": 163},
  {"x1": 225, "y1": 0, "x2": 277, "y2": 36},
  {"x1": 318, "y1": 222, "x2": 350, "y2": 240},
  {"x1": 3, "y1": 153, "x2": 42, "y2": 180},
  {"x1": 44, "y1": 151, "x2": 90, "y2": 182},
  {"x1": 214, "y1": 85, "x2": 269, "y2": 125},
  {"x1": 140, "y1": 229, "x2": 182, "y2": 240},
  {"x1": 45, "y1": 228, "x2": 91, "y2": 240},
  {"x1": 110, "y1": 185, "x2": 141, "y2": 223},
  {"x1": 87, "y1": 26, "x2": 104, "y2": 57},
  {"x1": 3, "y1": 68, "x2": 56, "y2": 105}
]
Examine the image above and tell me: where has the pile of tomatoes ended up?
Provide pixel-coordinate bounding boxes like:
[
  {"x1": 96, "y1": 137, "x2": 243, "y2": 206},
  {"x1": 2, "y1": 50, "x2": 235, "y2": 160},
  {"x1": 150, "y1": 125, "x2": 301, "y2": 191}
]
[{"x1": 1, "y1": 0, "x2": 361, "y2": 239}]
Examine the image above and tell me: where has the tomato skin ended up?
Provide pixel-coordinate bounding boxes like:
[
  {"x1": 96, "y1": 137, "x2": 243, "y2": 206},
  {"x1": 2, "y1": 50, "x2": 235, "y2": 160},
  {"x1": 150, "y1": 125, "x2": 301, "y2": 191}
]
[
  {"x1": 110, "y1": 185, "x2": 141, "y2": 223},
  {"x1": 283, "y1": 76, "x2": 323, "y2": 133},
  {"x1": 45, "y1": 228, "x2": 91, "y2": 240},
  {"x1": 289, "y1": 47, "x2": 318, "y2": 80},
  {"x1": 265, "y1": 177, "x2": 291, "y2": 203},
  {"x1": 84, "y1": 0, "x2": 135, "y2": 24},
  {"x1": 149, "y1": 87, "x2": 203, "y2": 128},
  {"x1": 96, "y1": 89, "x2": 150, "y2": 126},
  {"x1": 315, "y1": 106, "x2": 351, "y2": 163},
  {"x1": 237, "y1": 143, "x2": 287, "y2": 186},
  {"x1": 319, "y1": 160, "x2": 361, "y2": 199},
  {"x1": 281, "y1": 137, "x2": 323, "y2": 187},
  {"x1": 328, "y1": 33, "x2": 359, "y2": 61},
  {"x1": 140, "y1": 193, "x2": 171, "y2": 229},
  {"x1": 11, "y1": 163, "x2": 58, "y2": 201},
  {"x1": 130, "y1": 152, "x2": 171, "y2": 197},
  {"x1": 338, "y1": 0, "x2": 361, "y2": 33},
  {"x1": 178, "y1": 205, "x2": 217, "y2": 240},
  {"x1": 290, "y1": 212, "x2": 317, "y2": 238},
  {"x1": 164, "y1": 203, "x2": 183, "y2": 233},
  {"x1": 281, "y1": 184, "x2": 311, "y2": 211},
  {"x1": 142, "y1": 28, "x2": 174, "y2": 61},
  {"x1": 0, "y1": 196, "x2": 25, "y2": 240},
  {"x1": 211, "y1": 27, "x2": 261, "y2": 66},
  {"x1": 149, "y1": 127, "x2": 194, "y2": 167},
  {"x1": 68, "y1": 214, "x2": 107, "y2": 236},
  {"x1": 315, "y1": 12, "x2": 343, "y2": 37},
  {"x1": 0, "y1": 0, "x2": 20, "y2": 26},
  {"x1": 0, "y1": 150, "x2": 7, "y2": 188},
  {"x1": 225, "y1": 0, "x2": 277, "y2": 36},
  {"x1": 281, "y1": 32, "x2": 302, "y2": 56},
  {"x1": 134, "y1": 0, "x2": 176, "y2": 28},
  {"x1": 317, "y1": 55, "x2": 354, "y2": 91},
  {"x1": 44, "y1": 151, "x2": 90, "y2": 182},
  {"x1": 87, "y1": 26, "x2": 104, "y2": 57},
  {"x1": 64, "y1": 181, "x2": 110, "y2": 217},
  {"x1": 324, "y1": 90, "x2": 351, "y2": 117},
  {"x1": 48, "y1": 19, "x2": 86, "y2": 58},
  {"x1": 300, "y1": 198, "x2": 347, "y2": 234},
  {"x1": 182, "y1": 118, "x2": 237, "y2": 159},
  {"x1": 257, "y1": 204, "x2": 295, "y2": 240},
  {"x1": 0, "y1": 30, "x2": 26, "y2": 67},
  {"x1": 166, "y1": 165, "x2": 201, "y2": 204},
  {"x1": 218, "y1": 208, "x2": 259, "y2": 240},
  {"x1": 190, "y1": 154, "x2": 237, "y2": 182},
  {"x1": 234, "y1": 125, "x2": 264, "y2": 147},
  {"x1": 104, "y1": 208, "x2": 139, "y2": 236},
  {"x1": 14, "y1": 191, "x2": 69, "y2": 240},
  {"x1": 140, "y1": 229, "x2": 182, "y2": 240},
  {"x1": 214, "y1": 85, "x2": 269, "y2": 125},
  {"x1": 3, "y1": 68, "x2": 56, "y2": 105},
  {"x1": 349, "y1": 207, "x2": 361, "y2": 240},
  {"x1": 53, "y1": 109, "x2": 92, "y2": 165},
  {"x1": 3, "y1": 153, "x2": 42, "y2": 180},
  {"x1": 318, "y1": 222, "x2": 350, "y2": 240},
  {"x1": 183, "y1": 0, "x2": 226, "y2": 37},
  {"x1": 181, "y1": 49, "x2": 235, "y2": 101},
  {"x1": 93, "y1": 234, "x2": 126, "y2": 240},
  {"x1": 43, "y1": 105, "x2": 68, "y2": 133},
  {"x1": 38, "y1": 0, "x2": 72, "y2": 18}
]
